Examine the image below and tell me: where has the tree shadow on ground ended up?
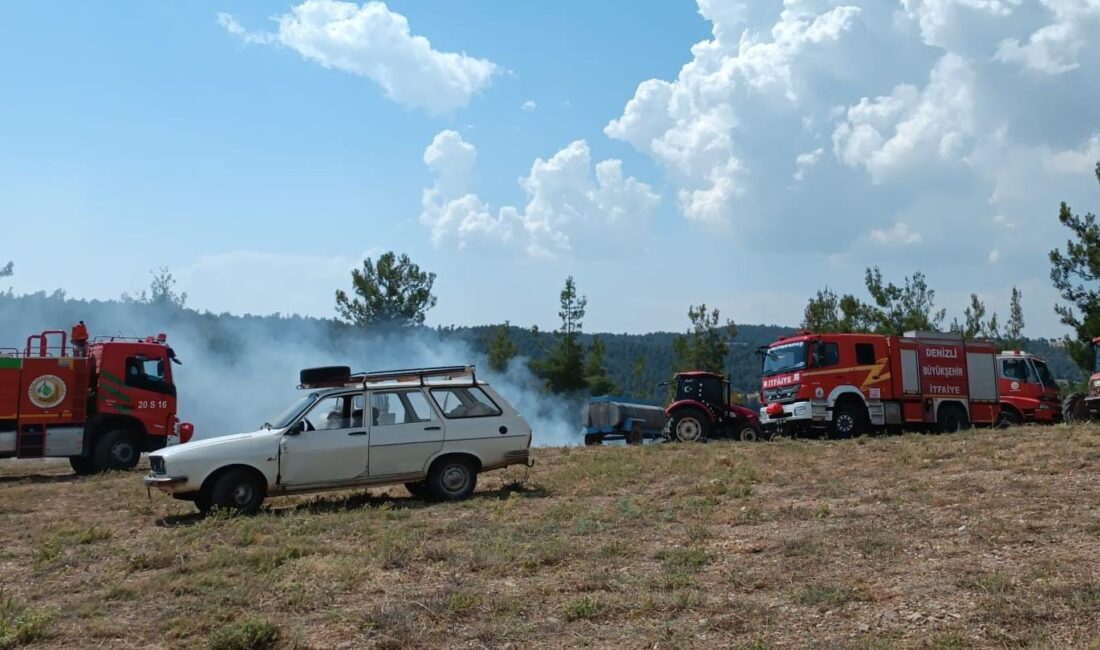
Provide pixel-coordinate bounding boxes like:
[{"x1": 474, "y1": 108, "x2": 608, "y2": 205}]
[{"x1": 0, "y1": 473, "x2": 81, "y2": 485}]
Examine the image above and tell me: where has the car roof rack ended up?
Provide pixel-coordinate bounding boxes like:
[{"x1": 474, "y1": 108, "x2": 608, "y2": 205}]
[{"x1": 351, "y1": 365, "x2": 478, "y2": 387}]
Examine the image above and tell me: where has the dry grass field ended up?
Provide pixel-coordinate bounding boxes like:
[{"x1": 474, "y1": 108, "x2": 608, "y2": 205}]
[{"x1": 2, "y1": 425, "x2": 1100, "y2": 649}]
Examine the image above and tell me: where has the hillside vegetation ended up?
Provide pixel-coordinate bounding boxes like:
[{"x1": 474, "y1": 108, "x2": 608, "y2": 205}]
[{"x1": 2, "y1": 425, "x2": 1099, "y2": 648}]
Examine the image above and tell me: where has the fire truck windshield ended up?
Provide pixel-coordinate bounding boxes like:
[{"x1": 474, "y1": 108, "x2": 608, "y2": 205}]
[
  {"x1": 1032, "y1": 359, "x2": 1057, "y2": 389},
  {"x1": 265, "y1": 393, "x2": 318, "y2": 429},
  {"x1": 762, "y1": 342, "x2": 807, "y2": 377}
]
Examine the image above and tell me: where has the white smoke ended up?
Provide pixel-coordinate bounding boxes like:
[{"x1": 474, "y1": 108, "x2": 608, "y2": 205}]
[{"x1": 0, "y1": 293, "x2": 582, "y2": 446}]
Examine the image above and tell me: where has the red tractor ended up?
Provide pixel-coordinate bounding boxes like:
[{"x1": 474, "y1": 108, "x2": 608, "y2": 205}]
[
  {"x1": 1062, "y1": 336, "x2": 1100, "y2": 422},
  {"x1": 0, "y1": 322, "x2": 193, "y2": 474},
  {"x1": 664, "y1": 371, "x2": 764, "y2": 442}
]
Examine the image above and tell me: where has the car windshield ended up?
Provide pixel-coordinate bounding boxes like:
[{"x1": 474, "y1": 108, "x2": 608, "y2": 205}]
[
  {"x1": 762, "y1": 342, "x2": 807, "y2": 377},
  {"x1": 1032, "y1": 359, "x2": 1057, "y2": 389},
  {"x1": 264, "y1": 393, "x2": 318, "y2": 429}
]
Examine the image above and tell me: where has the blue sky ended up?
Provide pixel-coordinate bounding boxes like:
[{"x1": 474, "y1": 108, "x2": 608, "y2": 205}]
[{"x1": 2, "y1": 1, "x2": 1098, "y2": 336}]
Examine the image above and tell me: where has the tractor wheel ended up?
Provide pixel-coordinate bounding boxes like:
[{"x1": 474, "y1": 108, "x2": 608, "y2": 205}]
[
  {"x1": 625, "y1": 424, "x2": 644, "y2": 446},
  {"x1": 583, "y1": 433, "x2": 604, "y2": 446},
  {"x1": 830, "y1": 402, "x2": 865, "y2": 438},
  {"x1": 92, "y1": 429, "x2": 141, "y2": 472},
  {"x1": 937, "y1": 405, "x2": 970, "y2": 434},
  {"x1": 69, "y1": 456, "x2": 96, "y2": 476},
  {"x1": 739, "y1": 424, "x2": 761, "y2": 442},
  {"x1": 996, "y1": 408, "x2": 1022, "y2": 429},
  {"x1": 1063, "y1": 393, "x2": 1087, "y2": 423},
  {"x1": 670, "y1": 408, "x2": 710, "y2": 443}
]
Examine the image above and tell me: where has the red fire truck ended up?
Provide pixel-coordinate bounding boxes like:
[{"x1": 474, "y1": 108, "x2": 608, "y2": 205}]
[
  {"x1": 0, "y1": 323, "x2": 193, "y2": 474},
  {"x1": 995, "y1": 350, "x2": 1061, "y2": 425},
  {"x1": 758, "y1": 331, "x2": 1000, "y2": 436}
]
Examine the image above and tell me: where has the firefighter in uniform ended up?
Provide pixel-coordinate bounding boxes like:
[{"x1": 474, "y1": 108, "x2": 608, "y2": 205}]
[{"x1": 71, "y1": 321, "x2": 89, "y2": 357}]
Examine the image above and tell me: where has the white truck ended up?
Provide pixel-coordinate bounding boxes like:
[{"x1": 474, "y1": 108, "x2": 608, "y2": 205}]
[{"x1": 144, "y1": 365, "x2": 533, "y2": 514}]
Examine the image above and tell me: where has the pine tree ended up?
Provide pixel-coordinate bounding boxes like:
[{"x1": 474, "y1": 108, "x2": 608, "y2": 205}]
[
  {"x1": 0, "y1": 261, "x2": 11, "y2": 278},
  {"x1": 673, "y1": 304, "x2": 737, "y2": 374},
  {"x1": 1003, "y1": 287, "x2": 1025, "y2": 350},
  {"x1": 335, "y1": 252, "x2": 436, "y2": 328},
  {"x1": 533, "y1": 276, "x2": 589, "y2": 393},
  {"x1": 584, "y1": 337, "x2": 618, "y2": 396},
  {"x1": 1049, "y1": 163, "x2": 1100, "y2": 372},
  {"x1": 486, "y1": 322, "x2": 518, "y2": 373}
]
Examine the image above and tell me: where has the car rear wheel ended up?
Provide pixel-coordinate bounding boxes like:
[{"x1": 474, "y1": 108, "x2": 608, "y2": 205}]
[
  {"x1": 830, "y1": 403, "x2": 865, "y2": 439},
  {"x1": 670, "y1": 408, "x2": 710, "y2": 443},
  {"x1": 69, "y1": 455, "x2": 96, "y2": 476},
  {"x1": 209, "y1": 468, "x2": 265, "y2": 515},
  {"x1": 625, "y1": 423, "x2": 644, "y2": 446},
  {"x1": 426, "y1": 457, "x2": 477, "y2": 501},
  {"x1": 937, "y1": 405, "x2": 970, "y2": 434}
]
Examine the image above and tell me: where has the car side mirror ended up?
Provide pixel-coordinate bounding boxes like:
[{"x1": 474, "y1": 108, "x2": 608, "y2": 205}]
[{"x1": 286, "y1": 421, "x2": 304, "y2": 436}]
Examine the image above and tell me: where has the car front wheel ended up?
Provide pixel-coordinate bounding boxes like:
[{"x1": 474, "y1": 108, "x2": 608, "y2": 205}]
[{"x1": 208, "y1": 468, "x2": 265, "y2": 515}]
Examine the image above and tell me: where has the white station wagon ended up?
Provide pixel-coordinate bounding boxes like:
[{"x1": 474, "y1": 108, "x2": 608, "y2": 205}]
[{"x1": 144, "y1": 365, "x2": 533, "y2": 514}]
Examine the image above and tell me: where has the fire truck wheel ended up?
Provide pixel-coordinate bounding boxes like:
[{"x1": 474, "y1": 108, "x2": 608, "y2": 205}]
[
  {"x1": 739, "y1": 425, "x2": 761, "y2": 442},
  {"x1": 830, "y1": 402, "x2": 865, "y2": 438},
  {"x1": 936, "y1": 405, "x2": 970, "y2": 433},
  {"x1": 671, "y1": 408, "x2": 710, "y2": 443},
  {"x1": 69, "y1": 456, "x2": 96, "y2": 476},
  {"x1": 93, "y1": 429, "x2": 141, "y2": 471},
  {"x1": 210, "y1": 468, "x2": 265, "y2": 515},
  {"x1": 995, "y1": 408, "x2": 1022, "y2": 429},
  {"x1": 426, "y1": 456, "x2": 477, "y2": 501},
  {"x1": 626, "y1": 424, "x2": 645, "y2": 445}
]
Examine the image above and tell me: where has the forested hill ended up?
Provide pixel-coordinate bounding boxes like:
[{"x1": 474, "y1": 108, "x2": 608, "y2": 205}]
[{"x1": 0, "y1": 292, "x2": 1083, "y2": 403}]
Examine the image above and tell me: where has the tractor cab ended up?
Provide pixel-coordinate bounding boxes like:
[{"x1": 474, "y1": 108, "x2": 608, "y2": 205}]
[{"x1": 664, "y1": 371, "x2": 763, "y2": 443}]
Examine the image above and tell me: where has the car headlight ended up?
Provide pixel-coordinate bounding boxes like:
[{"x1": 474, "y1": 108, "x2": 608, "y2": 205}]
[{"x1": 149, "y1": 456, "x2": 166, "y2": 475}]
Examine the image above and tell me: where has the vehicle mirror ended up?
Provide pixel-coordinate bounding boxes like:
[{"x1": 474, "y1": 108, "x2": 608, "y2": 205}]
[{"x1": 286, "y1": 421, "x2": 304, "y2": 436}]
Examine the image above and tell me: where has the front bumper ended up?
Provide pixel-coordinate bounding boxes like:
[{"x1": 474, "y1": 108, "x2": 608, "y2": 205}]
[
  {"x1": 759, "y1": 400, "x2": 829, "y2": 426},
  {"x1": 144, "y1": 474, "x2": 189, "y2": 492}
]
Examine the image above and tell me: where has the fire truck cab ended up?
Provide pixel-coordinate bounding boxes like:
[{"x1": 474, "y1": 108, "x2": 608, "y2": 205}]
[
  {"x1": 0, "y1": 323, "x2": 192, "y2": 474},
  {"x1": 995, "y1": 350, "x2": 1061, "y2": 426},
  {"x1": 759, "y1": 331, "x2": 1000, "y2": 437}
]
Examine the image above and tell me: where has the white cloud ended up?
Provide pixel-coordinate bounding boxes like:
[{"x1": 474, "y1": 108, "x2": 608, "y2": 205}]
[
  {"x1": 521, "y1": 99, "x2": 536, "y2": 111},
  {"x1": 1043, "y1": 133, "x2": 1100, "y2": 174},
  {"x1": 869, "y1": 221, "x2": 923, "y2": 246},
  {"x1": 989, "y1": 247, "x2": 1001, "y2": 264},
  {"x1": 420, "y1": 133, "x2": 660, "y2": 258},
  {"x1": 604, "y1": 4, "x2": 861, "y2": 225},
  {"x1": 833, "y1": 53, "x2": 975, "y2": 183},
  {"x1": 793, "y1": 147, "x2": 824, "y2": 181},
  {"x1": 992, "y1": 214, "x2": 1016, "y2": 230},
  {"x1": 899, "y1": 0, "x2": 1020, "y2": 49},
  {"x1": 995, "y1": 0, "x2": 1100, "y2": 74},
  {"x1": 219, "y1": 1, "x2": 498, "y2": 114}
]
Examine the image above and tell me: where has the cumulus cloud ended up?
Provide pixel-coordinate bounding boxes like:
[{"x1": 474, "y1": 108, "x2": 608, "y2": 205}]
[
  {"x1": 522, "y1": 99, "x2": 536, "y2": 111},
  {"x1": 1043, "y1": 132, "x2": 1100, "y2": 174},
  {"x1": 219, "y1": 1, "x2": 498, "y2": 113},
  {"x1": 604, "y1": 3, "x2": 861, "y2": 225},
  {"x1": 419, "y1": 132, "x2": 660, "y2": 258},
  {"x1": 989, "y1": 247, "x2": 1001, "y2": 264},
  {"x1": 833, "y1": 53, "x2": 975, "y2": 183},
  {"x1": 793, "y1": 148, "x2": 824, "y2": 181},
  {"x1": 869, "y1": 221, "x2": 923, "y2": 246},
  {"x1": 995, "y1": 0, "x2": 1100, "y2": 74}
]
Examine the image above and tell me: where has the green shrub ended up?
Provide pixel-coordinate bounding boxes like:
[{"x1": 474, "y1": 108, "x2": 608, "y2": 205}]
[{"x1": 206, "y1": 619, "x2": 278, "y2": 650}]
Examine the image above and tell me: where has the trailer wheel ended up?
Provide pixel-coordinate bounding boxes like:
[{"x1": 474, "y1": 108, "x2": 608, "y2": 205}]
[
  {"x1": 69, "y1": 456, "x2": 96, "y2": 476},
  {"x1": 209, "y1": 468, "x2": 265, "y2": 515},
  {"x1": 937, "y1": 405, "x2": 970, "y2": 434},
  {"x1": 670, "y1": 408, "x2": 710, "y2": 443},
  {"x1": 626, "y1": 423, "x2": 644, "y2": 446},
  {"x1": 583, "y1": 433, "x2": 604, "y2": 446},
  {"x1": 1063, "y1": 393, "x2": 1086, "y2": 423},
  {"x1": 92, "y1": 429, "x2": 141, "y2": 472}
]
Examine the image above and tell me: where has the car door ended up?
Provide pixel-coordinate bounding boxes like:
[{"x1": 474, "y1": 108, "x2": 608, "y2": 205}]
[
  {"x1": 279, "y1": 392, "x2": 370, "y2": 487},
  {"x1": 367, "y1": 389, "x2": 444, "y2": 478}
]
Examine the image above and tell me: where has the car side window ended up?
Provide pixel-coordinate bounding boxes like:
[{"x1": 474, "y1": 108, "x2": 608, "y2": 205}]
[
  {"x1": 429, "y1": 387, "x2": 502, "y2": 419},
  {"x1": 124, "y1": 355, "x2": 174, "y2": 395},
  {"x1": 1001, "y1": 359, "x2": 1029, "y2": 381},
  {"x1": 369, "y1": 390, "x2": 437, "y2": 426},
  {"x1": 302, "y1": 394, "x2": 357, "y2": 431}
]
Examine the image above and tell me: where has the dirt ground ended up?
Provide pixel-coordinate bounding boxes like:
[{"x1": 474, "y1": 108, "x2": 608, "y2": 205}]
[{"x1": 2, "y1": 425, "x2": 1100, "y2": 649}]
